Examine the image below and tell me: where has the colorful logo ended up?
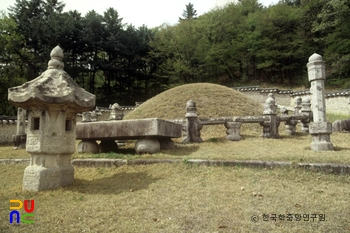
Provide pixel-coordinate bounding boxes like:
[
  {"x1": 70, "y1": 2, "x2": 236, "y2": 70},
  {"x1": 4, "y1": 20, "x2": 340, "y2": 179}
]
[{"x1": 9, "y1": 200, "x2": 35, "y2": 224}]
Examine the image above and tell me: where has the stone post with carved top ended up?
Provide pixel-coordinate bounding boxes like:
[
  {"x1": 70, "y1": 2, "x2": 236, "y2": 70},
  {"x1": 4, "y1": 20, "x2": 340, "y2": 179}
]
[
  {"x1": 8, "y1": 46, "x2": 95, "y2": 191},
  {"x1": 307, "y1": 53, "x2": 333, "y2": 151},
  {"x1": 182, "y1": 100, "x2": 202, "y2": 143},
  {"x1": 261, "y1": 93, "x2": 279, "y2": 138}
]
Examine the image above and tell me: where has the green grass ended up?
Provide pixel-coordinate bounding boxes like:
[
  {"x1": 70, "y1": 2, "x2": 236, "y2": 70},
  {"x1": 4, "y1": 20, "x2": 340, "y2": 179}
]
[
  {"x1": 327, "y1": 112, "x2": 349, "y2": 123},
  {"x1": 1, "y1": 164, "x2": 349, "y2": 232}
]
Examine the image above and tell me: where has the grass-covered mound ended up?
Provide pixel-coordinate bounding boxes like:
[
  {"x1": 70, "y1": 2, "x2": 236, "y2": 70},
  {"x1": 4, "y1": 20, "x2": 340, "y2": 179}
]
[{"x1": 124, "y1": 83, "x2": 263, "y2": 139}]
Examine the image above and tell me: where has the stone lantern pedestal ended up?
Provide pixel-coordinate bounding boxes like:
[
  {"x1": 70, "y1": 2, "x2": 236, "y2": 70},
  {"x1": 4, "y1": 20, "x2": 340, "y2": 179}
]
[{"x1": 8, "y1": 46, "x2": 95, "y2": 191}]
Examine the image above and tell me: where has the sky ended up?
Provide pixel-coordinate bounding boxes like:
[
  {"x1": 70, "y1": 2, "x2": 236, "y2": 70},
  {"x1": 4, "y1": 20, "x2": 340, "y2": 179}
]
[{"x1": 0, "y1": 0, "x2": 278, "y2": 28}]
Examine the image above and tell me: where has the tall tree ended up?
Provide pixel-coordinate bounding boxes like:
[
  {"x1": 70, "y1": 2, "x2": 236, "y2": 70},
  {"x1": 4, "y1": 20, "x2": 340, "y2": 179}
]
[
  {"x1": 0, "y1": 12, "x2": 27, "y2": 115},
  {"x1": 312, "y1": 0, "x2": 350, "y2": 83},
  {"x1": 8, "y1": 0, "x2": 66, "y2": 80},
  {"x1": 80, "y1": 10, "x2": 106, "y2": 94},
  {"x1": 180, "y1": 2, "x2": 197, "y2": 20}
]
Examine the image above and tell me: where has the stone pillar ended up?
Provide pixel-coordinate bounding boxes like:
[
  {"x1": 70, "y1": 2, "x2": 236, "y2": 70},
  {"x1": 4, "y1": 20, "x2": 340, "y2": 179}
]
[
  {"x1": 307, "y1": 53, "x2": 333, "y2": 151},
  {"x1": 8, "y1": 46, "x2": 95, "y2": 191},
  {"x1": 225, "y1": 121, "x2": 242, "y2": 141},
  {"x1": 285, "y1": 97, "x2": 301, "y2": 135},
  {"x1": 109, "y1": 103, "x2": 124, "y2": 120},
  {"x1": 284, "y1": 119, "x2": 296, "y2": 136},
  {"x1": 294, "y1": 97, "x2": 302, "y2": 116},
  {"x1": 300, "y1": 98, "x2": 312, "y2": 133},
  {"x1": 182, "y1": 100, "x2": 202, "y2": 143},
  {"x1": 261, "y1": 93, "x2": 279, "y2": 138},
  {"x1": 107, "y1": 103, "x2": 125, "y2": 149},
  {"x1": 90, "y1": 110, "x2": 99, "y2": 122},
  {"x1": 82, "y1": 112, "x2": 91, "y2": 122},
  {"x1": 12, "y1": 107, "x2": 27, "y2": 149}
]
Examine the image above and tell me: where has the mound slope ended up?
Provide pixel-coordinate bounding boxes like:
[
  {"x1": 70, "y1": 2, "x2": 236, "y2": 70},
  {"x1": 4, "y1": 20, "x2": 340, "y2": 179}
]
[{"x1": 125, "y1": 83, "x2": 262, "y2": 120}]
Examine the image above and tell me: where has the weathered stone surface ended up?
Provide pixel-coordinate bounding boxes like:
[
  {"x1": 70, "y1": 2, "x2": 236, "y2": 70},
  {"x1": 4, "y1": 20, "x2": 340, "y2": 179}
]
[
  {"x1": 261, "y1": 94, "x2": 279, "y2": 138},
  {"x1": 0, "y1": 159, "x2": 29, "y2": 165},
  {"x1": 263, "y1": 93, "x2": 277, "y2": 115},
  {"x1": 225, "y1": 122, "x2": 242, "y2": 141},
  {"x1": 109, "y1": 103, "x2": 124, "y2": 120},
  {"x1": 23, "y1": 156, "x2": 74, "y2": 191},
  {"x1": 13, "y1": 108, "x2": 26, "y2": 149},
  {"x1": 76, "y1": 118, "x2": 182, "y2": 140},
  {"x1": 135, "y1": 139, "x2": 160, "y2": 154},
  {"x1": 8, "y1": 47, "x2": 95, "y2": 112},
  {"x1": 182, "y1": 100, "x2": 202, "y2": 143},
  {"x1": 127, "y1": 159, "x2": 180, "y2": 165},
  {"x1": 71, "y1": 159, "x2": 127, "y2": 167},
  {"x1": 77, "y1": 140, "x2": 100, "y2": 153},
  {"x1": 332, "y1": 118, "x2": 350, "y2": 132},
  {"x1": 8, "y1": 46, "x2": 95, "y2": 191},
  {"x1": 300, "y1": 98, "x2": 312, "y2": 133},
  {"x1": 307, "y1": 53, "x2": 333, "y2": 151},
  {"x1": 187, "y1": 159, "x2": 292, "y2": 168},
  {"x1": 309, "y1": 122, "x2": 332, "y2": 134}
]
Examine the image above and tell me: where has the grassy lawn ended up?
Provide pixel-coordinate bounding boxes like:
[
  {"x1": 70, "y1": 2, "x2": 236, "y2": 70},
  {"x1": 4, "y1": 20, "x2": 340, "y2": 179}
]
[
  {"x1": 1, "y1": 164, "x2": 349, "y2": 232},
  {"x1": 1, "y1": 102, "x2": 349, "y2": 232}
]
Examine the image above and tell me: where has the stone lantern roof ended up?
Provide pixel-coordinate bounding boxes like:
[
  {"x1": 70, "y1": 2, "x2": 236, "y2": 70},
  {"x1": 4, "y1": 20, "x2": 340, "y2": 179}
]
[{"x1": 8, "y1": 46, "x2": 95, "y2": 112}]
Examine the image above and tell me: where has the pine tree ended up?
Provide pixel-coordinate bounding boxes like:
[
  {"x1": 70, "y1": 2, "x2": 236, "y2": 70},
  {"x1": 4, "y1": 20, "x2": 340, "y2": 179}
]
[{"x1": 180, "y1": 2, "x2": 197, "y2": 20}]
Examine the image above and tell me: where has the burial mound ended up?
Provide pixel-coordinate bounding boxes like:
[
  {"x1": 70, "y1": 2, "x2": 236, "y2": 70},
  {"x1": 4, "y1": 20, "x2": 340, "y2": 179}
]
[{"x1": 125, "y1": 83, "x2": 263, "y2": 139}]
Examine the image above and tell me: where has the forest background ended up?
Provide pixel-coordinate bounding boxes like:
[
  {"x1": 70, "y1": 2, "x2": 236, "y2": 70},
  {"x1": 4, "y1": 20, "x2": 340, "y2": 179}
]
[{"x1": 1, "y1": 0, "x2": 350, "y2": 115}]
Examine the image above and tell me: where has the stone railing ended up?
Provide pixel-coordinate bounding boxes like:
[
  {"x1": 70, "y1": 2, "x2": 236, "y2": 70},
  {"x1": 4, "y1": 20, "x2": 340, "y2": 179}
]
[
  {"x1": 232, "y1": 86, "x2": 293, "y2": 106},
  {"x1": 171, "y1": 95, "x2": 312, "y2": 143}
]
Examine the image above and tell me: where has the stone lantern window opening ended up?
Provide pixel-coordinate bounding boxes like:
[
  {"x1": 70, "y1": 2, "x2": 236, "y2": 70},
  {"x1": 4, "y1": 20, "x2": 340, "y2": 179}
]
[
  {"x1": 65, "y1": 119, "x2": 73, "y2": 131},
  {"x1": 32, "y1": 117, "x2": 40, "y2": 130}
]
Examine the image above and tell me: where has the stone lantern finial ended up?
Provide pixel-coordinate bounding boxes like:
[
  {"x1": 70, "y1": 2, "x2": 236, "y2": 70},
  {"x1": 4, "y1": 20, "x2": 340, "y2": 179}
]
[{"x1": 48, "y1": 45, "x2": 64, "y2": 70}]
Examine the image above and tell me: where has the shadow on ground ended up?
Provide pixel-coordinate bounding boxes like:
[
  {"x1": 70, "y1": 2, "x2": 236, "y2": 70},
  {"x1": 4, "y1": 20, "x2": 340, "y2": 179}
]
[
  {"x1": 162, "y1": 144, "x2": 200, "y2": 156},
  {"x1": 69, "y1": 171, "x2": 161, "y2": 195},
  {"x1": 334, "y1": 146, "x2": 350, "y2": 151}
]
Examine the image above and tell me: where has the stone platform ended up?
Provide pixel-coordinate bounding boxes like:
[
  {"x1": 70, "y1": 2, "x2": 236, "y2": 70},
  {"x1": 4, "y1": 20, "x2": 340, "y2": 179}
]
[{"x1": 76, "y1": 118, "x2": 182, "y2": 154}]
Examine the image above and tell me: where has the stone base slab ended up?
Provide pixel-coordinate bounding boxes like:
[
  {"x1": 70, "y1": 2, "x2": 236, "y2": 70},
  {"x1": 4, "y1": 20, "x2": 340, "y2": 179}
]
[
  {"x1": 23, "y1": 164, "x2": 74, "y2": 191},
  {"x1": 310, "y1": 134, "x2": 334, "y2": 151},
  {"x1": 76, "y1": 118, "x2": 182, "y2": 140}
]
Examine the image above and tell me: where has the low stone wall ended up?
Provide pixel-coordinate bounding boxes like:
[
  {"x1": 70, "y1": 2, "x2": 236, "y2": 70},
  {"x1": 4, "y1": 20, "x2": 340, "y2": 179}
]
[
  {"x1": 0, "y1": 123, "x2": 16, "y2": 144},
  {"x1": 233, "y1": 86, "x2": 293, "y2": 107},
  {"x1": 0, "y1": 120, "x2": 27, "y2": 144},
  {"x1": 234, "y1": 86, "x2": 350, "y2": 115},
  {"x1": 291, "y1": 90, "x2": 350, "y2": 115}
]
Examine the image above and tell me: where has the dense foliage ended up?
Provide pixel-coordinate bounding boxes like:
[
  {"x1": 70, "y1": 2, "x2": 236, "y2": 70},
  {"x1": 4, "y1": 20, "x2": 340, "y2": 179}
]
[{"x1": 1, "y1": 0, "x2": 350, "y2": 115}]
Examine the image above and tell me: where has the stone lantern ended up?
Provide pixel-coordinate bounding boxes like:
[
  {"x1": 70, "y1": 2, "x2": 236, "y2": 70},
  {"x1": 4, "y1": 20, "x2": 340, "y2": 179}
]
[{"x1": 8, "y1": 46, "x2": 95, "y2": 191}]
